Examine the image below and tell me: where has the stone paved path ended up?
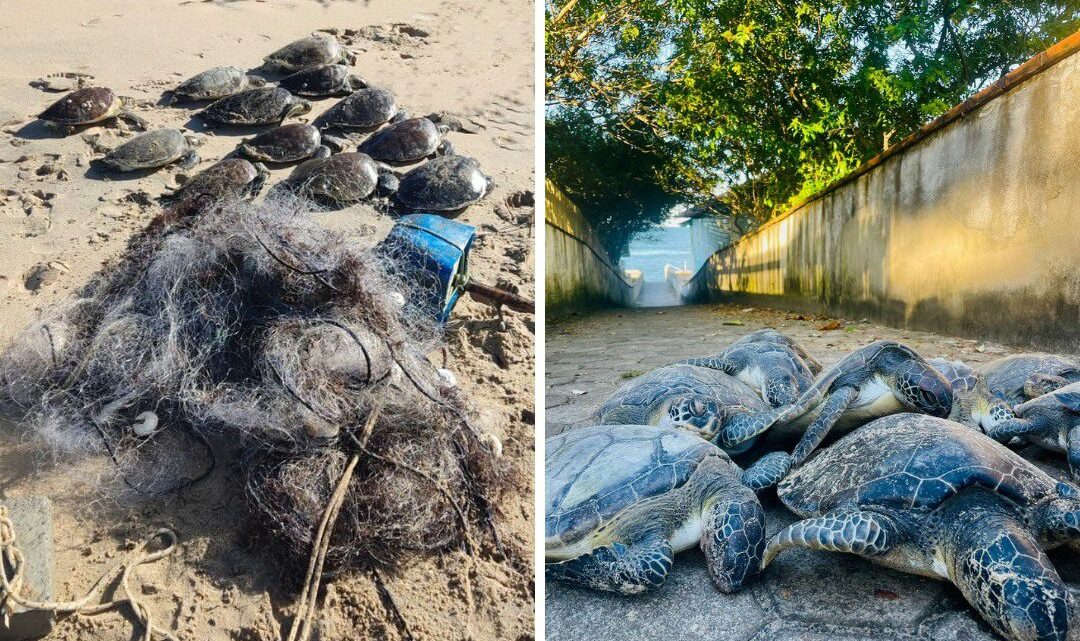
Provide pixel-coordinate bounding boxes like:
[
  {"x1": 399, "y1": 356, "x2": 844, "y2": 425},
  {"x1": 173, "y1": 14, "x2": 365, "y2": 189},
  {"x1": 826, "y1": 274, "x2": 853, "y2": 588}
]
[{"x1": 545, "y1": 302, "x2": 1080, "y2": 641}]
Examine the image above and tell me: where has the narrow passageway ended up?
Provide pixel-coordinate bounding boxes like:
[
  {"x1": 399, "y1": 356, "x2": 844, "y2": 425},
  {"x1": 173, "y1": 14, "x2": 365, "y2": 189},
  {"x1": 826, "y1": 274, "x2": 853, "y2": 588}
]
[
  {"x1": 545, "y1": 301, "x2": 1077, "y2": 641},
  {"x1": 634, "y1": 281, "x2": 681, "y2": 307}
]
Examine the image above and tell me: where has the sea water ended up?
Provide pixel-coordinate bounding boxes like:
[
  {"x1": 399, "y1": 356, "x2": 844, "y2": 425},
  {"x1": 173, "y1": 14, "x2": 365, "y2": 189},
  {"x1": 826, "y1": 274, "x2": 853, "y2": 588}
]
[{"x1": 618, "y1": 225, "x2": 694, "y2": 282}]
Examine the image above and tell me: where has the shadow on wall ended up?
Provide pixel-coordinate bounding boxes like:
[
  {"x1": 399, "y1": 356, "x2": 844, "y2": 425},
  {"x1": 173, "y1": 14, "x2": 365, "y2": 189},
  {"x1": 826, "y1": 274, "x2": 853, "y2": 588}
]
[{"x1": 690, "y1": 43, "x2": 1080, "y2": 352}]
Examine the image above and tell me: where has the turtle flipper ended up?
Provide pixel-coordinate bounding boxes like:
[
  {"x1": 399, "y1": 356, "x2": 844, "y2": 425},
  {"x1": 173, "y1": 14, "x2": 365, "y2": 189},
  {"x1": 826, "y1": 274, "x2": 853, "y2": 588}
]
[
  {"x1": 790, "y1": 385, "x2": 857, "y2": 465},
  {"x1": 677, "y1": 354, "x2": 738, "y2": 375},
  {"x1": 741, "y1": 451, "x2": 791, "y2": 492},
  {"x1": 701, "y1": 485, "x2": 765, "y2": 593},
  {"x1": 762, "y1": 507, "x2": 897, "y2": 569},
  {"x1": 984, "y1": 415, "x2": 1044, "y2": 442},
  {"x1": 718, "y1": 407, "x2": 780, "y2": 451},
  {"x1": 948, "y1": 509, "x2": 1070, "y2": 641},
  {"x1": 1067, "y1": 425, "x2": 1080, "y2": 480},
  {"x1": 1026, "y1": 373, "x2": 1071, "y2": 399},
  {"x1": 545, "y1": 536, "x2": 673, "y2": 595}
]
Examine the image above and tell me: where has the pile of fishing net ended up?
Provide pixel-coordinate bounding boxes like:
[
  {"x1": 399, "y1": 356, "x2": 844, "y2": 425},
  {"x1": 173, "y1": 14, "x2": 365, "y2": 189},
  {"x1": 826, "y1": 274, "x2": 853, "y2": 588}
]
[{"x1": 0, "y1": 195, "x2": 504, "y2": 570}]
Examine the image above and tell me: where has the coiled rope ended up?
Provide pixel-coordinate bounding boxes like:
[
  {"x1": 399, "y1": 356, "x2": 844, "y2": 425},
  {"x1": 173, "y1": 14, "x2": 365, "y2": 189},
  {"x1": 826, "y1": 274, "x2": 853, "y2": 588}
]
[{"x1": 0, "y1": 505, "x2": 178, "y2": 641}]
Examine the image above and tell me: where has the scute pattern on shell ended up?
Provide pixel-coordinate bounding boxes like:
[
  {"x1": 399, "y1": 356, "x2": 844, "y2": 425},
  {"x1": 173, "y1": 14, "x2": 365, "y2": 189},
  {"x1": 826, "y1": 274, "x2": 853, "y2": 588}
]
[
  {"x1": 319, "y1": 87, "x2": 396, "y2": 129},
  {"x1": 778, "y1": 414, "x2": 1057, "y2": 516},
  {"x1": 103, "y1": 129, "x2": 187, "y2": 169},
  {"x1": 396, "y1": 155, "x2": 489, "y2": 210},
  {"x1": 358, "y1": 117, "x2": 441, "y2": 163},
  {"x1": 545, "y1": 425, "x2": 719, "y2": 546},
  {"x1": 39, "y1": 87, "x2": 118, "y2": 124},
  {"x1": 981, "y1": 353, "x2": 1080, "y2": 404},
  {"x1": 594, "y1": 364, "x2": 764, "y2": 422},
  {"x1": 264, "y1": 34, "x2": 345, "y2": 71},
  {"x1": 175, "y1": 66, "x2": 248, "y2": 100},
  {"x1": 280, "y1": 64, "x2": 349, "y2": 97},
  {"x1": 201, "y1": 87, "x2": 294, "y2": 125},
  {"x1": 240, "y1": 123, "x2": 321, "y2": 162}
]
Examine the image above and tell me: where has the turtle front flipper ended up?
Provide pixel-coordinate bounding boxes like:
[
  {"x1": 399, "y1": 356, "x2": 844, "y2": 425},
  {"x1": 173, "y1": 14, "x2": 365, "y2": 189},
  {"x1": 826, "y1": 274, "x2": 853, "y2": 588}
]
[
  {"x1": 948, "y1": 508, "x2": 1071, "y2": 641},
  {"x1": 790, "y1": 385, "x2": 858, "y2": 465},
  {"x1": 1067, "y1": 425, "x2": 1080, "y2": 480},
  {"x1": 717, "y1": 407, "x2": 779, "y2": 451},
  {"x1": 984, "y1": 415, "x2": 1045, "y2": 443},
  {"x1": 740, "y1": 451, "x2": 791, "y2": 492},
  {"x1": 677, "y1": 354, "x2": 738, "y2": 375},
  {"x1": 761, "y1": 507, "x2": 898, "y2": 569},
  {"x1": 701, "y1": 485, "x2": 765, "y2": 592},
  {"x1": 545, "y1": 535, "x2": 673, "y2": 595}
]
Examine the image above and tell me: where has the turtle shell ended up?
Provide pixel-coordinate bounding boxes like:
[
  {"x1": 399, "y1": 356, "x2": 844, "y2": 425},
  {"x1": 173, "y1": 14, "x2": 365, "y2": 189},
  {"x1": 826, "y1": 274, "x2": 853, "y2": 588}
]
[
  {"x1": 264, "y1": 34, "x2": 346, "y2": 72},
  {"x1": 594, "y1": 364, "x2": 765, "y2": 425},
  {"x1": 39, "y1": 87, "x2": 120, "y2": 125},
  {"x1": 778, "y1": 414, "x2": 1058, "y2": 517},
  {"x1": 174, "y1": 158, "x2": 264, "y2": 202},
  {"x1": 928, "y1": 358, "x2": 978, "y2": 394},
  {"x1": 102, "y1": 129, "x2": 188, "y2": 171},
  {"x1": 279, "y1": 64, "x2": 349, "y2": 97},
  {"x1": 730, "y1": 328, "x2": 822, "y2": 375},
  {"x1": 239, "y1": 123, "x2": 321, "y2": 163},
  {"x1": 200, "y1": 87, "x2": 295, "y2": 125},
  {"x1": 286, "y1": 152, "x2": 378, "y2": 202},
  {"x1": 358, "y1": 117, "x2": 440, "y2": 163},
  {"x1": 396, "y1": 155, "x2": 490, "y2": 211},
  {"x1": 545, "y1": 425, "x2": 726, "y2": 547},
  {"x1": 1015, "y1": 381, "x2": 1080, "y2": 415},
  {"x1": 981, "y1": 354, "x2": 1080, "y2": 404},
  {"x1": 174, "y1": 66, "x2": 251, "y2": 101},
  {"x1": 318, "y1": 87, "x2": 396, "y2": 130}
]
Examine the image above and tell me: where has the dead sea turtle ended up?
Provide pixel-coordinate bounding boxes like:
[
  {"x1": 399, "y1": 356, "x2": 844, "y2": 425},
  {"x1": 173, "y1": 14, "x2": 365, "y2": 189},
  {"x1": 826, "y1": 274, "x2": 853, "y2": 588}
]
[
  {"x1": 168, "y1": 66, "x2": 265, "y2": 103},
  {"x1": 357, "y1": 117, "x2": 452, "y2": 164},
  {"x1": 38, "y1": 87, "x2": 147, "y2": 134},
  {"x1": 284, "y1": 152, "x2": 384, "y2": 203},
  {"x1": 166, "y1": 158, "x2": 269, "y2": 203},
  {"x1": 929, "y1": 357, "x2": 1016, "y2": 434},
  {"x1": 263, "y1": 34, "x2": 355, "y2": 73},
  {"x1": 546, "y1": 424, "x2": 767, "y2": 594},
  {"x1": 981, "y1": 353, "x2": 1080, "y2": 404},
  {"x1": 98, "y1": 129, "x2": 200, "y2": 172},
  {"x1": 675, "y1": 329, "x2": 818, "y2": 408},
  {"x1": 394, "y1": 155, "x2": 492, "y2": 211},
  {"x1": 758, "y1": 341, "x2": 953, "y2": 473},
  {"x1": 591, "y1": 364, "x2": 771, "y2": 453},
  {"x1": 236, "y1": 123, "x2": 348, "y2": 164},
  {"x1": 765, "y1": 414, "x2": 1080, "y2": 641},
  {"x1": 316, "y1": 87, "x2": 402, "y2": 131},
  {"x1": 279, "y1": 64, "x2": 366, "y2": 97},
  {"x1": 986, "y1": 382, "x2": 1080, "y2": 478},
  {"x1": 199, "y1": 88, "x2": 311, "y2": 126}
]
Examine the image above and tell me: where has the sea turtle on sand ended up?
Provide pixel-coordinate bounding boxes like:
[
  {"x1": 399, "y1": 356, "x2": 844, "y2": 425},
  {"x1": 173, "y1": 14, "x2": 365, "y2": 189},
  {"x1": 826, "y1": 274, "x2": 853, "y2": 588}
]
[
  {"x1": 985, "y1": 382, "x2": 1080, "y2": 479},
  {"x1": 279, "y1": 64, "x2": 366, "y2": 97},
  {"x1": 765, "y1": 414, "x2": 1080, "y2": 641},
  {"x1": 357, "y1": 117, "x2": 452, "y2": 164},
  {"x1": 930, "y1": 357, "x2": 1016, "y2": 434},
  {"x1": 166, "y1": 158, "x2": 269, "y2": 203},
  {"x1": 168, "y1": 66, "x2": 266, "y2": 104},
  {"x1": 546, "y1": 424, "x2": 768, "y2": 595},
  {"x1": 98, "y1": 129, "x2": 200, "y2": 172},
  {"x1": 236, "y1": 123, "x2": 348, "y2": 164},
  {"x1": 675, "y1": 328, "x2": 819, "y2": 408},
  {"x1": 199, "y1": 88, "x2": 311, "y2": 126},
  {"x1": 757, "y1": 340, "x2": 953, "y2": 474},
  {"x1": 284, "y1": 152, "x2": 388, "y2": 204},
  {"x1": 393, "y1": 155, "x2": 492, "y2": 211},
  {"x1": 981, "y1": 353, "x2": 1080, "y2": 405},
  {"x1": 316, "y1": 87, "x2": 402, "y2": 131},
  {"x1": 38, "y1": 87, "x2": 147, "y2": 134},
  {"x1": 263, "y1": 34, "x2": 355, "y2": 73}
]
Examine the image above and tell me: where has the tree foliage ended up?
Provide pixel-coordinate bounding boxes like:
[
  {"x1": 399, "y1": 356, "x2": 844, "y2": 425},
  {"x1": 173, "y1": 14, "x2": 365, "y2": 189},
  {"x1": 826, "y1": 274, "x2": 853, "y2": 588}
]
[{"x1": 546, "y1": 0, "x2": 1079, "y2": 252}]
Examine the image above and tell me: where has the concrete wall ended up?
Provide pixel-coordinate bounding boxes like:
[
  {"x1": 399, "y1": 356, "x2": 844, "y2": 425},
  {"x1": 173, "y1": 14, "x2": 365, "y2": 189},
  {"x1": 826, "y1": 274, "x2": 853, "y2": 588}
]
[
  {"x1": 690, "y1": 39, "x2": 1080, "y2": 351},
  {"x1": 545, "y1": 180, "x2": 641, "y2": 314}
]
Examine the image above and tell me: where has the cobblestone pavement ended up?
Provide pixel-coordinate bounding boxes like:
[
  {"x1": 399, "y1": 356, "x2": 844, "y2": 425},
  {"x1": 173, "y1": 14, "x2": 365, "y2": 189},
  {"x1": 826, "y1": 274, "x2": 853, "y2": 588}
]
[{"x1": 545, "y1": 302, "x2": 1080, "y2": 641}]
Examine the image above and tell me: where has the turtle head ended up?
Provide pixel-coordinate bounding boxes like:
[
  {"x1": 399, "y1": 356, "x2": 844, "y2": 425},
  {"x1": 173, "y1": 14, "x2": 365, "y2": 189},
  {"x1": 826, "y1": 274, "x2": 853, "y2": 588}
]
[
  {"x1": 286, "y1": 98, "x2": 313, "y2": 120},
  {"x1": 1036, "y1": 482, "x2": 1080, "y2": 545},
  {"x1": 951, "y1": 378, "x2": 1016, "y2": 434},
  {"x1": 663, "y1": 395, "x2": 723, "y2": 441},
  {"x1": 761, "y1": 372, "x2": 800, "y2": 408},
  {"x1": 248, "y1": 162, "x2": 270, "y2": 198},
  {"x1": 346, "y1": 74, "x2": 368, "y2": 91},
  {"x1": 893, "y1": 356, "x2": 953, "y2": 418}
]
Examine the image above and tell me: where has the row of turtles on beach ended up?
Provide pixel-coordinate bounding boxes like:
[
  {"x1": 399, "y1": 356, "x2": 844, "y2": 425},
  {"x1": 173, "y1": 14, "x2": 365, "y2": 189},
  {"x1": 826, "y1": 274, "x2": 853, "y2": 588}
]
[
  {"x1": 33, "y1": 34, "x2": 493, "y2": 212},
  {"x1": 547, "y1": 329, "x2": 1080, "y2": 641}
]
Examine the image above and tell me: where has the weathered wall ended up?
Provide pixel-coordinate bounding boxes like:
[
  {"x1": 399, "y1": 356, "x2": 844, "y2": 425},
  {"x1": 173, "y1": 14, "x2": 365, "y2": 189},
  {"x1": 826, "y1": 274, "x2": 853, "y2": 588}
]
[
  {"x1": 545, "y1": 181, "x2": 641, "y2": 314},
  {"x1": 691, "y1": 39, "x2": 1080, "y2": 351}
]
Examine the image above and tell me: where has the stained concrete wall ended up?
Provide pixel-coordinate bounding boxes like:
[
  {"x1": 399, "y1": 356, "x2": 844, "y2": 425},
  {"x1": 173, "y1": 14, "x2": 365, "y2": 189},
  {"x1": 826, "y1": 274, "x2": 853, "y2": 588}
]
[
  {"x1": 546, "y1": 181, "x2": 641, "y2": 314},
  {"x1": 690, "y1": 41, "x2": 1080, "y2": 351}
]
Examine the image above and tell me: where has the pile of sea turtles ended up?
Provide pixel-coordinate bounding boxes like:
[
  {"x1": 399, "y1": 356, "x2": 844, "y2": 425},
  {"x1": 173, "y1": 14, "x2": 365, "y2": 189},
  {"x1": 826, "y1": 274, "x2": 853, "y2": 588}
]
[
  {"x1": 34, "y1": 33, "x2": 493, "y2": 212},
  {"x1": 547, "y1": 329, "x2": 1080, "y2": 641}
]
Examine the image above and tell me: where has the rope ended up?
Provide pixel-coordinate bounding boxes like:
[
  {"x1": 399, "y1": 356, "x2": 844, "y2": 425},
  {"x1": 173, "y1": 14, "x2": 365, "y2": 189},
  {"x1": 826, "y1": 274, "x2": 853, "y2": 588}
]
[
  {"x1": 283, "y1": 407, "x2": 380, "y2": 641},
  {"x1": 0, "y1": 505, "x2": 178, "y2": 641}
]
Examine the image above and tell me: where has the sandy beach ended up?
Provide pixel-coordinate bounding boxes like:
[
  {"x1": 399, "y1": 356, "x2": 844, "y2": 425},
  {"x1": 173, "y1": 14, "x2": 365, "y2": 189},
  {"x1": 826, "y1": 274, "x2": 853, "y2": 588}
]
[{"x1": 0, "y1": 1, "x2": 535, "y2": 640}]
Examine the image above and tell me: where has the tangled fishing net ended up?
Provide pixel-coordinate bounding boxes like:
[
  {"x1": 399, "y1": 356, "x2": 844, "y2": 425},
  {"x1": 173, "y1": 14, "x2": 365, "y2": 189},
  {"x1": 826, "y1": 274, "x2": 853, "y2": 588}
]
[{"x1": 0, "y1": 193, "x2": 504, "y2": 570}]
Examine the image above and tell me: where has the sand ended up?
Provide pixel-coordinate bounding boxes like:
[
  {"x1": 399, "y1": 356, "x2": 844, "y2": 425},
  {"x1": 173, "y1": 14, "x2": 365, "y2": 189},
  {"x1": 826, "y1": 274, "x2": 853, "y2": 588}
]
[{"x1": 0, "y1": 1, "x2": 535, "y2": 640}]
